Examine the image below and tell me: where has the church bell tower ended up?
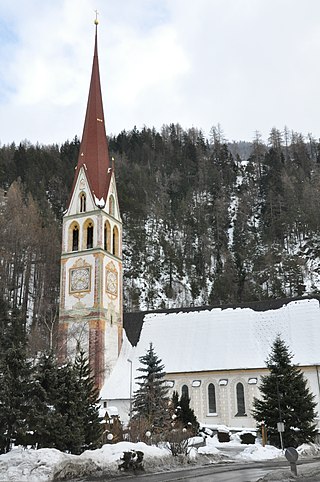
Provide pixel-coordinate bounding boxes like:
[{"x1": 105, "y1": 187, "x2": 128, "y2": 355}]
[{"x1": 58, "y1": 21, "x2": 123, "y2": 388}]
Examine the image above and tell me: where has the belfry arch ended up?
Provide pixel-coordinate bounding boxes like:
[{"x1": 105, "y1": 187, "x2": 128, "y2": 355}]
[
  {"x1": 104, "y1": 220, "x2": 111, "y2": 251},
  {"x1": 83, "y1": 218, "x2": 94, "y2": 250},
  {"x1": 69, "y1": 221, "x2": 80, "y2": 252}
]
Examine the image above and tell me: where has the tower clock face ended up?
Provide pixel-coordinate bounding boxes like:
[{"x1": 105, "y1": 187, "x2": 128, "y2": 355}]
[
  {"x1": 70, "y1": 267, "x2": 91, "y2": 292},
  {"x1": 106, "y1": 269, "x2": 118, "y2": 296}
]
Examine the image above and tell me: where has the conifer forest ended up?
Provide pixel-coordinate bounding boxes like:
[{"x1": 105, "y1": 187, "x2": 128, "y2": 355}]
[{"x1": 1, "y1": 124, "x2": 320, "y2": 351}]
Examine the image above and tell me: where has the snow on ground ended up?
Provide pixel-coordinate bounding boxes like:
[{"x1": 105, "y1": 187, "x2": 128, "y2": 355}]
[
  {"x1": 0, "y1": 442, "x2": 170, "y2": 482},
  {"x1": 258, "y1": 462, "x2": 320, "y2": 481},
  {"x1": 236, "y1": 444, "x2": 282, "y2": 461},
  {"x1": 1, "y1": 440, "x2": 320, "y2": 482}
]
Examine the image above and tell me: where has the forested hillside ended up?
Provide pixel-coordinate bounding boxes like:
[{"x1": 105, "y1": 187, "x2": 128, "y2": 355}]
[{"x1": 1, "y1": 124, "x2": 320, "y2": 349}]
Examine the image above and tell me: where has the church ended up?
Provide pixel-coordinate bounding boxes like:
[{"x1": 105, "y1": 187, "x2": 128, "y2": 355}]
[{"x1": 58, "y1": 23, "x2": 320, "y2": 432}]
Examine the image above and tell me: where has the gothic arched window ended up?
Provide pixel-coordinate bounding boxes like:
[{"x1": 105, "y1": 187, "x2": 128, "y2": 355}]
[
  {"x1": 104, "y1": 220, "x2": 111, "y2": 251},
  {"x1": 80, "y1": 192, "x2": 86, "y2": 213},
  {"x1": 236, "y1": 382, "x2": 246, "y2": 416},
  {"x1": 181, "y1": 384, "x2": 189, "y2": 399},
  {"x1": 72, "y1": 225, "x2": 79, "y2": 251},
  {"x1": 208, "y1": 383, "x2": 216, "y2": 414},
  {"x1": 69, "y1": 222, "x2": 80, "y2": 252},
  {"x1": 86, "y1": 222, "x2": 93, "y2": 249},
  {"x1": 112, "y1": 226, "x2": 119, "y2": 256}
]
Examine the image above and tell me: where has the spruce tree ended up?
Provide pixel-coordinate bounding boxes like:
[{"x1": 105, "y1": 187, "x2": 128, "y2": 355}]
[
  {"x1": 132, "y1": 343, "x2": 169, "y2": 432},
  {"x1": 171, "y1": 391, "x2": 199, "y2": 435},
  {"x1": 34, "y1": 354, "x2": 83, "y2": 453},
  {"x1": 252, "y1": 336, "x2": 317, "y2": 448},
  {"x1": 32, "y1": 352, "x2": 67, "y2": 450},
  {"x1": 0, "y1": 306, "x2": 34, "y2": 453},
  {"x1": 54, "y1": 362, "x2": 84, "y2": 454},
  {"x1": 73, "y1": 350, "x2": 102, "y2": 450}
]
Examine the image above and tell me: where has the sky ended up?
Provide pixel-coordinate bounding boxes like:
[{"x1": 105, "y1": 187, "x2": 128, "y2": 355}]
[{"x1": 1, "y1": 0, "x2": 320, "y2": 145}]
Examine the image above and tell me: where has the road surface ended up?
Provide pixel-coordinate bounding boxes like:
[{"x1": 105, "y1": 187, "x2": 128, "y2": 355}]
[{"x1": 81, "y1": 460, "x2": 291, "y2": 482}]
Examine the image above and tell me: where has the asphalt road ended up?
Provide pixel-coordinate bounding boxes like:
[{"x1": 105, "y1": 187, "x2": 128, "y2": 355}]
[{"x1": 81, "y1": 460, "x2": 292, "y2": 482}]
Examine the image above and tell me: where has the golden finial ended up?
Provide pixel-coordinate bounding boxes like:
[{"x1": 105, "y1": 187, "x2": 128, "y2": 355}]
[{"x1": 94, "y1": 10, "x2": 99, "y2": 25}]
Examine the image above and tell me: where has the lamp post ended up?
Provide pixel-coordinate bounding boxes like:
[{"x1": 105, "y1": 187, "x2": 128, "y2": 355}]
[
  {"x1": 275, "y1": 374, "x2": 284, "y2": 451},
  {"x1": 127, "y1": 358, "x2": 133, "y2": 424}
]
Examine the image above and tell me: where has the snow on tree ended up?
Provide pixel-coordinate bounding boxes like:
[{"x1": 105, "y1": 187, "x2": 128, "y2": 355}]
[
  {"x1": 252, "y1": 336, "x2": 317, "y2": 448},
  {"x1": 132, "y1": 343, "x2": 170, "y2": 433}
]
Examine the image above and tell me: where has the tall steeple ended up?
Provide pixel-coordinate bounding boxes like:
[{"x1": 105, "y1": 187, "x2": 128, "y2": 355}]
[
  {"x1": 72, "y1": 22, "x2": 111, "y2": 205},
  {"x1": 59, "y1": 21, "x2": 123, "y2": 389}
]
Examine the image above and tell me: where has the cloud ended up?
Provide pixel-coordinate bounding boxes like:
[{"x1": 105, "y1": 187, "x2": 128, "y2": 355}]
[{"x1": 1, "y1": 0, "x2": 320, "y2": 144}]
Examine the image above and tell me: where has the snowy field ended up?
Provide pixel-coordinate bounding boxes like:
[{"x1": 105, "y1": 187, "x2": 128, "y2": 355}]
[{"x1": 1, "y1": 435, "x2": 320, "y2": 482}]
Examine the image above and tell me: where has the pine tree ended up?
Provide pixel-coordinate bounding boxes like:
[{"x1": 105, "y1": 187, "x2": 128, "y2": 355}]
[
  {"x1": 132, "y1": 343, "x2": 169, "y2": 432},
  {"x1": 73, "y1": 350, "x2": 102, "y2": 450},
  {"x1": 34, "y1": 354, "x2": 84, "y2": 454},
  {"x1": 252, "y1": 336, "x2": 317, "y2": 448},
  {"x1": 32, "y1": 352, "x2": 67, "y2": 450},
  {"x1": 54, "y1": 362, "x2": 84, "y2": 454},
  {"x1": 0, "y1": 305, "x2": 34, "y2": 453}
]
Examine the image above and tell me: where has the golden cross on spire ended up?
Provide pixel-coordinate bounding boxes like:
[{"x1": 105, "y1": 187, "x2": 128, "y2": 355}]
[{"x1": 94, "y1": 10, "x2": 99, "y2": 25}]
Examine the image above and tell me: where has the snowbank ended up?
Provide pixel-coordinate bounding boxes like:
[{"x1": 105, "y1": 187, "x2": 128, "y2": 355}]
[
  {"x1": 0, "y1": 443, "x2": 169, "y2": 482},
  {"x1": 0, "y1": 447, "x2": 71, "y2": 482},
  {"x1": 236, "y1": 444, "x2": 282, "y2": 461},
  {"x1": 258, "y1": 462, "x2": 320, "y2": 481},
  {"x1": 1, "y1": 441, "x2": 319, "y2": 481}
]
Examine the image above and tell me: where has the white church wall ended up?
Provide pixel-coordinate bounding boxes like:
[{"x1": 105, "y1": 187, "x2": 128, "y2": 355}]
[
  {"x1": 104, "y1": 322, "x2": 120, "y2": 378},
  {"x1": 165, "y1": 366, "x2": 320, "y2": 431},
  {"x1": 168, "y1": 369, "x2": 261, "y2": 428},
  {"x1": 303, "y1": 366, "x2": 320, "y2": 426}
]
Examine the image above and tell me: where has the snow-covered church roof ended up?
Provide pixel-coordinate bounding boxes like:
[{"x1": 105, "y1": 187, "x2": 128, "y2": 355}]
[{"x1": 101, "y1": 297, "x2": 320, "y2": 400}]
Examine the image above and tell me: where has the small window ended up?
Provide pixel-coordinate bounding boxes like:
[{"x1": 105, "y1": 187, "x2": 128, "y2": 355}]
[
  {"x1": 103, "y1": 401, "x2": 107, "y2": 408},
  {"x1": 80, "y1": 192, "x2": 86, "y2": 212},
  {"x1": 87, "y1": 222, "x2": 93, "y2": 249},
  {"x1": 208, "y1": 383, "x2": 216, "y2": 414},
  {"x1": 166, "y1": 380, "x2": 175, "y2": 388},
  {"x1": 181, "y1": 384, "x2": 189, "y2": 399},
  {"x1": 248, "y1": 378, "x2": 258, "y2": 385},
  {"x1": 192, "y1": 380, "x2": 201, "y2": 387},
  {"x1": 72, "y1": 225, "x2": 79, "y2": 251},
  {"x1": 236, "y1": 382, "x2": 246, "y2": 416},
  {"x1": 219, "y1": 379, "x2": 228, "y2": 386}
]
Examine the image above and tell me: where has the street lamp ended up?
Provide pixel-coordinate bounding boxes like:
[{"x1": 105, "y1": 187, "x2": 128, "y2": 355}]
[
  {"x1": 275, "y1": 374, "x2": 284, "y2": 451},
  {"x1": 127, "y1": 358, "x2": 133, "y2": 424}
]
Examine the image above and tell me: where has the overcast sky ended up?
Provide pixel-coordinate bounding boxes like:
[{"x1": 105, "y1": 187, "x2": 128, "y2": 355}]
[{"x1": 1, "y1": 0, "x2": 320, "y2": 146}]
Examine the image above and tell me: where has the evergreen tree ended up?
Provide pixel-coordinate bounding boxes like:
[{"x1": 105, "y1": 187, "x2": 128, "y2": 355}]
[
  {"x1": 73, "y1": 350, "x2": 102, "y2": 450},
  {"x1": 32, "y1": 352, "x2": 67, "y2": 450},
  {"x1": 132, "y1": 343, "x2": 169, "y2": 431},
  {"x1": 252, "y1": 336, "x2": 317, "y2": 448},
  {"x1": 0, "y1": 305, "x2": 34, "y2": 453},
  {"x1": 54, "y1": 362, "x2": 84, "y2": 454},
  {"x1": 171, "y1": 390, "x2": 199, "y2": 434},
  {"x1": 33, "y1": 350, "x2": 102, "y2": 453}
]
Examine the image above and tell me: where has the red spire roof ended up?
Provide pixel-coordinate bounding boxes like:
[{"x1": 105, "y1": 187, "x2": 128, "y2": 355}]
[{"x1": 74, "y1": 25, "x2": 111, "y2": 203}]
